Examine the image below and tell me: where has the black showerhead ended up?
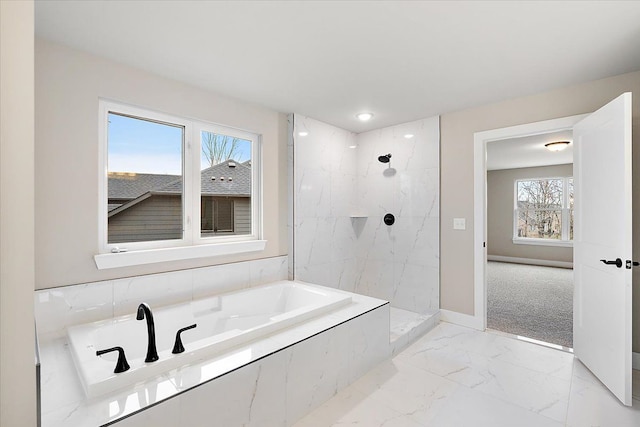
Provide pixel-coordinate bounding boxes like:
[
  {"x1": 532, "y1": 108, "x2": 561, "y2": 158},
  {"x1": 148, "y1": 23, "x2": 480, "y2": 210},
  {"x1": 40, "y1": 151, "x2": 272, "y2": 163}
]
[{"x1": 378, "y1": 154, "x2": 392, "y2": 163}]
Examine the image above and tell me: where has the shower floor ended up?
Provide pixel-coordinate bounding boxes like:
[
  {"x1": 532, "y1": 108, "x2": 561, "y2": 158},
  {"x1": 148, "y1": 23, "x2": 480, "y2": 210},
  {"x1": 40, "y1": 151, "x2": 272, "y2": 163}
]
[{"x1": 389, "y1": 307, "x2": 439, "y2": 354}]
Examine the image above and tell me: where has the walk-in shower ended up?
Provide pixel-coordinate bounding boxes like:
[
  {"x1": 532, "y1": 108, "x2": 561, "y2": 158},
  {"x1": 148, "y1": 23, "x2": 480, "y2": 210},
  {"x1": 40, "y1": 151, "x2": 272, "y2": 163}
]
[{"x1": 291, "y1": 113, "x2": 440, "y2": 317}]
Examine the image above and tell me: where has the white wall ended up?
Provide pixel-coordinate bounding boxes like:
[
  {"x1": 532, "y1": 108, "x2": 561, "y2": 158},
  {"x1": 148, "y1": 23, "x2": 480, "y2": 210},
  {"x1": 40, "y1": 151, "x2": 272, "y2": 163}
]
[
  {"x1": 0, "y1": 1, "x2": 37, "y2": 425},
  {"x1": 293, "y1": 114, "x2": 440, "y2": 313},
  {"x1": 35, "y1": 38, "x2": 288, "y2": 289}
]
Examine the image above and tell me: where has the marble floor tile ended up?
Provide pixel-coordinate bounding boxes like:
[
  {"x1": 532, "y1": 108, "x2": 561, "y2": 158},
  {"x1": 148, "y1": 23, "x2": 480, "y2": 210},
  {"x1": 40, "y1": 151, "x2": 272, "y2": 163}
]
[
  {"x1": 350, "y1": 359, "x2": 459, "y2": 425},
  {"x1": 405, "y1": 322, "x2": 574, "y2": 380},
  {"x1": 396, "y1": 337, "x2": 571, "y2": 422},
  {"x1": 566, "y1": 375, "x2": 640, "y2": 427},
  {"x1": 293, "y1": 322, "x2": 640, "y2": 427},
  {"x1": 426, "y1": 386, "x2": 563, "y2": 427},
  {"x1": 293, "y1": 386, "x2": 425, "y2": 427}
]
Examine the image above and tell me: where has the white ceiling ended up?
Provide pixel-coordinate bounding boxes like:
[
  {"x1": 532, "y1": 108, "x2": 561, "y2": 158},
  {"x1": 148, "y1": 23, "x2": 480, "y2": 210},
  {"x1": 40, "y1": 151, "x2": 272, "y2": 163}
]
[
  {"x1": 35, "y1": 1, "x2": 640, "y2": 133},
  {"x1": 486, "y1": 130, "x2": 573, "y2": 171}
]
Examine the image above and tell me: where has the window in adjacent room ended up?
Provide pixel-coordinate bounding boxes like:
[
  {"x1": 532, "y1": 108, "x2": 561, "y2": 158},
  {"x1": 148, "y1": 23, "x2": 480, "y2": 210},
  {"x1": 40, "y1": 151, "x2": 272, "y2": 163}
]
[{"x1": 514, "y1": 177, "x2": 573, "y2": 244}]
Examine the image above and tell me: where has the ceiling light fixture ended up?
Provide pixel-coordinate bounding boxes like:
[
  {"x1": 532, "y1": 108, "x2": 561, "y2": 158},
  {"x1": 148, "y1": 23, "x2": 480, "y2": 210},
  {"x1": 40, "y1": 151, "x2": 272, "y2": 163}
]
[
  {"x1": 298, "y1": 131, "x2": 308, "y2": 137},
  {"x1": 544, "y1": 141, "x2": 571, "y2": 152},
  {"x1": 356, "y1": 112, "x2": 373, "y2": 122},
  {"x1": 404, "y1": 134, "x2": 414, "y2": 139}
]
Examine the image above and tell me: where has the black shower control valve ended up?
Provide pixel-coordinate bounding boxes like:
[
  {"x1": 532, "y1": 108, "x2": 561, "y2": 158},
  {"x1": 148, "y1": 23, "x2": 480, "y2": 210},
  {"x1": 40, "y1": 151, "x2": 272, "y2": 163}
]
[
  {"x1": 96, "y1": 346, "x2": 130, "y2": 374},
  {"x1": 384, "y1": 213, "x2": 395, "y2": 226}
]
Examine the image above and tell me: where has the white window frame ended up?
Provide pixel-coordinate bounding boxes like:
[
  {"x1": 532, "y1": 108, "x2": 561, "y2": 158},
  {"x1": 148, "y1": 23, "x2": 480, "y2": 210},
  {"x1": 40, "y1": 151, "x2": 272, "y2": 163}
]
[
  {"x1": 512, "y1": 176, "x2": 573, "y2": 248},
  {"x1": 95, "y1": 100, "x2": 265, "y2": 269}
]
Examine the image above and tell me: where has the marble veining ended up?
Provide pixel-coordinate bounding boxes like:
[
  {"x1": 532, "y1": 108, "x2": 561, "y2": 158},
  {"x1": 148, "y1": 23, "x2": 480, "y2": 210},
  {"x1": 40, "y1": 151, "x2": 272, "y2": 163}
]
[
  {"x1": 293, "y1": 114, "x2": 439, "y2": 315},
  {"x1": 35, "y1": 256, "x2": 288, "y2": 338},
  {"x1": 294, "y1": 322, "x2": 640, "y2": 427},
  {"x1": 37, "y1": 275, "x2": 390, "y2": 427}
]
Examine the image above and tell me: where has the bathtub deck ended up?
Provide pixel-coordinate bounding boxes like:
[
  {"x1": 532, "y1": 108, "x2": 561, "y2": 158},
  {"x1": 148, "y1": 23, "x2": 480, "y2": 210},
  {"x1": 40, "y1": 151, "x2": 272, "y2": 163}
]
[{"x1": 38, "y1": 283, "x2": 390, "y2": 427}]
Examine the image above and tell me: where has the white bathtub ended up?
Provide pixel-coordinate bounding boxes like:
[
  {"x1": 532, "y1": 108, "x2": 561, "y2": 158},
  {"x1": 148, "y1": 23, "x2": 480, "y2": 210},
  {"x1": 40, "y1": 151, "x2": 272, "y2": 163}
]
[{"x1": 67, "y1": 281, "x2": 352, "y2": 398}]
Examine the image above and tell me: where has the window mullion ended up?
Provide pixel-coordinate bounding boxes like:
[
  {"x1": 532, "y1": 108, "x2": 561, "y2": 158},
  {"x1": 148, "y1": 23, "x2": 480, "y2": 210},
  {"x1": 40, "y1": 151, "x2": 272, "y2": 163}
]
[
  {"x1": 561, "y1": 177, "x2": 568, "y2": 241},
  {"x1": 188, "y1": 122, "x2": 201, "y2": 245}
]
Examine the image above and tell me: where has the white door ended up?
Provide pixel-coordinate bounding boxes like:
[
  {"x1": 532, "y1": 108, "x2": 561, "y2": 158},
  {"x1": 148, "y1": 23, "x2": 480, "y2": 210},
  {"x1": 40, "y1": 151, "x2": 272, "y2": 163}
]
[{"x1": 573, "y1": 92, "x2": 633, "y2": 406}]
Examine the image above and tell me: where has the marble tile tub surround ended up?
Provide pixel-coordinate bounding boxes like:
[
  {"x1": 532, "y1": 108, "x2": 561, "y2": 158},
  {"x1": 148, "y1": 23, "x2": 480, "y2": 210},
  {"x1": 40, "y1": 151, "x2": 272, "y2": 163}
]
[
  {"x1": 292, "y1": 114, "x2": 440, "y2": 314},
  {"x1": 34, "y1": 256, "x2": 288, "y2": 337},
  {"x1": 295, "y1": 322, "x2": 640, "y2": 427},
  {"x1": 38, "y1": 287, "x2": 389, "y2": 427}
]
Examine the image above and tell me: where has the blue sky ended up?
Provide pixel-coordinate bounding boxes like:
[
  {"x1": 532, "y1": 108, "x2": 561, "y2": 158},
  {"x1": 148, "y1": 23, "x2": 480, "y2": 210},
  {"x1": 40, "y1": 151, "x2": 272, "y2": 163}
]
[{"x1": 108, "y1": 113, "x2": 251, "y2": 175}]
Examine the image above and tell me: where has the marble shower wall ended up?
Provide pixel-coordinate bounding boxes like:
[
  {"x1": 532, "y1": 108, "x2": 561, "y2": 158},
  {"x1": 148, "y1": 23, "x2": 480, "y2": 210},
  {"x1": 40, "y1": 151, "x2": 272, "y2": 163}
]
[
  {"x1": 354, "y1": 117, "x2": 440, "y2": 313},
  {"x1": 293, "y1": 114, "x2": 440, "y2": 313},
  {"x1": 292, "y1": 115, "x2": 359, "y2": 291}
]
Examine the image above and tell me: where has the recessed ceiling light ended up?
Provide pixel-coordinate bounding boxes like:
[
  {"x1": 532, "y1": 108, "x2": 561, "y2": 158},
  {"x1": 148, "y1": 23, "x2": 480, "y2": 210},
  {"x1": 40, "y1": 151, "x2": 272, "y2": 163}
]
[
  {"x1": 544, "y1": 141, "x2": 571, "y2": 152},
  {"x1": 356, "y1": 112, "x2": 373, "y2": 121},
  {"x1": 348, "y1": 145, "x2": 357, "y2": 149},
  {"x1": 404, "y1": 134, "x2": 414, "y2": 139},
  {"x1": 298, "y1": 131, "x2": 308, "y2": 137}
]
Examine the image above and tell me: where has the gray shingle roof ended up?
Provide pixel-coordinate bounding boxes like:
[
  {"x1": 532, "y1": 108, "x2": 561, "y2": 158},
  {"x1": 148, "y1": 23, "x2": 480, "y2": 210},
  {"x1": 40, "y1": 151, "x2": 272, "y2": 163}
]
[
  {"x1": 108, "y1": 160, "x2": 251, "y2": 201},
  {"x1": 203, "y1": 160, "x2": 251, "y2": 196},
  {"x1": 155, "y1": 160, "x2": 251, "y2": 197},
  {"x1": 108, "y1": 172, "x2": 180, "y2": 200}
]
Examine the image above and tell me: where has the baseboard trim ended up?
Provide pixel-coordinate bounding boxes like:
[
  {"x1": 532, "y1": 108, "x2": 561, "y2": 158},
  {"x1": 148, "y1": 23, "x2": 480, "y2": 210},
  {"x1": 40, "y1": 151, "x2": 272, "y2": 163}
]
[
  {"x1": 633, "y1": 352, "x2": 640, "y2": 370},
  {"x1": 440, "y1": 309, "x2": 484, "y2": 331},
  {"x1": 488, "y1": 255, "x2": 573, "y2": 269}
]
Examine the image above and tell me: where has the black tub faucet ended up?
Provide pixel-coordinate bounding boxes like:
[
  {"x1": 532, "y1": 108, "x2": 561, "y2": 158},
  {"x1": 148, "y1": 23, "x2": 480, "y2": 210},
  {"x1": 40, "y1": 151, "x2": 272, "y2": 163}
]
[
  {"x1": 136, "y1": 303, "x2": 159, "y2": 363},
  {"x1": 172, "y1": 323, "x2": 197, "y2": 354},
  {"x1": 96, "y1": 346, "x2": 130, "y2": 373}
]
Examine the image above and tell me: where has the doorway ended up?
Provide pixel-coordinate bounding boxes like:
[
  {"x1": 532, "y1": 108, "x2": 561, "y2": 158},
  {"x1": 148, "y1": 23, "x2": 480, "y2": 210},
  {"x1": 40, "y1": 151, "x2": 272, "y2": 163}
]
[
  {"x1": 472, "y1": 114, "x2": 587, "y2": 333},
  {"x1": 485, "y1": 131, "x2": 574, "y2": 349},
  {"x1": 473, "y1": 94, "x2": 634, "y2": 406}
]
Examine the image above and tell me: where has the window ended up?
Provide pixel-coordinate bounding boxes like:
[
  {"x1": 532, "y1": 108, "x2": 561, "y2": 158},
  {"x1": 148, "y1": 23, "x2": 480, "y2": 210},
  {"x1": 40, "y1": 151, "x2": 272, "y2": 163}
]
[
  {"x1": 98, "y1": 100, "x2": 262, "y2": 262},
  {"x1": 106, "y1": 112, "x2": 185, "y2": 244},
  {"x1": 199, "y1": 130, "x2": 252, "y2": 237},
  {"x1": 514, "y1": 177, "x2": 573, "y2": 245}
]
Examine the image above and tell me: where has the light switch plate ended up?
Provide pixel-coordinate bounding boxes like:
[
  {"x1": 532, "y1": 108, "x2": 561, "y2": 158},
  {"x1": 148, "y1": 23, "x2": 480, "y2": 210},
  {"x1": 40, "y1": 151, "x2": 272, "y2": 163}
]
[{"x1": 453, "y1": 218, "x2": 466, "y2": 230}]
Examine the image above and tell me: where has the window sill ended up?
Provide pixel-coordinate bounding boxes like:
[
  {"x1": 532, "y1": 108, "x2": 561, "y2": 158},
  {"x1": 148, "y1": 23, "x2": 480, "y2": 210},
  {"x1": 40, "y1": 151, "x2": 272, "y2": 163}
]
[
  {"x1": 512, "y1": 238, "x2": 573, "y2": 248},
  {"x1": 94, "y1": 240, "x2": 267, "y2": 270}
]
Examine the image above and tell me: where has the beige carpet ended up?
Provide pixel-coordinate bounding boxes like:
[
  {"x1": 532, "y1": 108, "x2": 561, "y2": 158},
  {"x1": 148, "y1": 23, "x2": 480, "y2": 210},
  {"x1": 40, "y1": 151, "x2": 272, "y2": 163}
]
[{"x1": 487, "y1": 261, "x2": 573, "y2": 348}]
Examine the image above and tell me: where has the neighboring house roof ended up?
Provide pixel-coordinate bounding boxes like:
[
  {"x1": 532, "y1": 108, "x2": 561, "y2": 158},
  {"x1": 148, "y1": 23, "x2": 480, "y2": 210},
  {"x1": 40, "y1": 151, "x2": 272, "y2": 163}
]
[
  {"x1": 203, "y1": 160, "x2": 251, "y2": 196},
  {"x1": 108, "y1": 172, "x2": 180, "y2": 200},
  {"x1": 154, "y1": 159, "x2": 251, "y2": 197},
  {"x1": 107, "y1": 160, "x2": 251, "y2": 216}
]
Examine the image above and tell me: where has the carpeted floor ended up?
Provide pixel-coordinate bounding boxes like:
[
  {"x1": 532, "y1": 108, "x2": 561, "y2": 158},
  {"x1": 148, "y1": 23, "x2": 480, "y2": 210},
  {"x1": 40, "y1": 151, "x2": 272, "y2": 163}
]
[{"x1": 487, "y1": 261, "x2": 573, "y2": 348}]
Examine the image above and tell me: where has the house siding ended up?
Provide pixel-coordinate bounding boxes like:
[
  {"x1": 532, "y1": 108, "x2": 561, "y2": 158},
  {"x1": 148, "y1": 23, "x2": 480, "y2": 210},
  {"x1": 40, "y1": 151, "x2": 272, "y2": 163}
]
[
  {"x1": 109, "y1": 195, "x2": 251, "y2": 242},
  {"x1": 234, "y1": 198, "x2": 251, "y2": 235},
  {"x1": 108, "y1": 195, "x2": 182, "y2": 243}
]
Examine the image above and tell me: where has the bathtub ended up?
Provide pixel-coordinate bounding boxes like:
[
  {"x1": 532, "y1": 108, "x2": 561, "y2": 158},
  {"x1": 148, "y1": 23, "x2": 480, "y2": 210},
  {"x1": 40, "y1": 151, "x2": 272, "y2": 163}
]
[{"x1": 67, "y1": 281, "x2": 352, "y2": 398}]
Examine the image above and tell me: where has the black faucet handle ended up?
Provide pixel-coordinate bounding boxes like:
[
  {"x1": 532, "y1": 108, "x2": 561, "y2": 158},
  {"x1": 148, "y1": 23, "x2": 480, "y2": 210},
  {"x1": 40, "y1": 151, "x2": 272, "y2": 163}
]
[
  {"x1": 172, "y1": 323, "x2": 197, "y2": 354},
  {"x1": 96, "y1": 346, "x2": 130, "y2": 373}
]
